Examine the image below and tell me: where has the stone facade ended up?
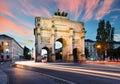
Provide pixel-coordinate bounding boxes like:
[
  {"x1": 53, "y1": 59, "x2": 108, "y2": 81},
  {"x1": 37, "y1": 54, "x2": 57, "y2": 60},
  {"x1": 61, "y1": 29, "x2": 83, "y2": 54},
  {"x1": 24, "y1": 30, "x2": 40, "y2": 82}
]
[
  {"x1": 0, "y1": 34, "x2": 23, "y2": 62},
  {"x1": 34, "y1": 12, "x2": 86, "y2": 62},
  {"x1": 85, "y1": 39, "x2": 98, "y2": 60}
]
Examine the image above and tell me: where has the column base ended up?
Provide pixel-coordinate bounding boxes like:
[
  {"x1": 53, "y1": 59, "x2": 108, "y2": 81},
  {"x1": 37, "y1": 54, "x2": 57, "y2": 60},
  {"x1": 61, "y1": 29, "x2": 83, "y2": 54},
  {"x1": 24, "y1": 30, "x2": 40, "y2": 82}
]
[
  {"x1": 66, "y1": 54, "x2": 73, "y2": 62},
  {"x1": 77, "y1": 54, "x2": 86, "y2": 63},
  {"x1": 51, "y1": 54, "x2": 55, "y2": 62},
  {"x1": 35, "y1": 55, "x2": 42, "y2": 62}
]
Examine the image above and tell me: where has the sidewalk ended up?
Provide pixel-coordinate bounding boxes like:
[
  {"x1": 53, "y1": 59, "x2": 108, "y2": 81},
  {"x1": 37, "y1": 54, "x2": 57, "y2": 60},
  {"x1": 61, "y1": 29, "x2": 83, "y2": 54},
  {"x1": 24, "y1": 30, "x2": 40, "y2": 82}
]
[
  {"x1": 85, "y1": 60, "x2": 120, "y2": 68},
  {"x1": 0, "y1": 70, "x2": 8, "y2": 84}
]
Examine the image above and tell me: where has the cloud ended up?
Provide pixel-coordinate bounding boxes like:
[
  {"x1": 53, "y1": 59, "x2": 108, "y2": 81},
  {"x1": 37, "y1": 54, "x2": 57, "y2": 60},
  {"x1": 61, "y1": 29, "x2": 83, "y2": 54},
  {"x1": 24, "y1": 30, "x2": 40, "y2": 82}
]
[
  {"x1": 23, "y1": 40, "x2": 34, "y2": 45},
  {"x1": 0, "y1": 1, "x2": 15, "y2": 18},
  {"x1": 95, "y1": 0, "x2": 114, "y2": 20},
  {"x1": 83, "y1": 0, "x2": 99, "y2": 20},
  {"x1": 111, "y1": 16, "x2": 118, "y2": 19},
  {"x1": 55, "y1": 0, "x2": 85, "y2": 20},
  {"x1": 18, "y1": 0, "x2": 51, "y2": 17},
  {"x1": 0, "y1": 0, "x2": 34, "y2": 30},
  {"x1": 0, "y1": 16, "x2": 32, "y2": 37},
  {"x1": 114, "y1": 34, "x2": 120, "y2": 41},
  {"x1": 107, "y1": 8, "x2": 120, "y2": 14}
]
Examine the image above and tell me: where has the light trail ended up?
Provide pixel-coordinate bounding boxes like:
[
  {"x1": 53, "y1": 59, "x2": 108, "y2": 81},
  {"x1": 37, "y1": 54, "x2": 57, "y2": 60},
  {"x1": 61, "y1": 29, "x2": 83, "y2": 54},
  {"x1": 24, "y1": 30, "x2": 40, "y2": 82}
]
[{"x1": 15, "y1": 61, "x2": 120, "y2": 81}]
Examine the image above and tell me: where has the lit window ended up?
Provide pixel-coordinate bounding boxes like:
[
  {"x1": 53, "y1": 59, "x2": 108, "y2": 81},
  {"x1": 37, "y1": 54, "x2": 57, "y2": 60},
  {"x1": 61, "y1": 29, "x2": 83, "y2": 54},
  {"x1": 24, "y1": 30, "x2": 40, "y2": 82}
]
[
  {"x1": 6, "y1": 49, "x2": 9, "y2": 53},
  {"x1": 5, "y1": 42, "x2": 9, "y2": 46}
]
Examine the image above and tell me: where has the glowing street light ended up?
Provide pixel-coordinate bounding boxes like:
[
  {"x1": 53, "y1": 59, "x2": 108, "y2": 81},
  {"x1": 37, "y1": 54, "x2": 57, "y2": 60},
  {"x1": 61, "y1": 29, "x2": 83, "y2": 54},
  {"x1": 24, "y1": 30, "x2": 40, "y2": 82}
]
[{"x1": 96, "y1": 44, "x2": 101, "y2": 49}]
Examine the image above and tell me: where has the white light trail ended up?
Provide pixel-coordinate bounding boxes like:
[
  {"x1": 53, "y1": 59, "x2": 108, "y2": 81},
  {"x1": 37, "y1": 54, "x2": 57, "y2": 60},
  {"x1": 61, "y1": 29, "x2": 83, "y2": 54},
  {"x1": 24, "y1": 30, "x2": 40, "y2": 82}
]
[{"x1": 15, "y1": 61, "x2": 120, "y2": 81}]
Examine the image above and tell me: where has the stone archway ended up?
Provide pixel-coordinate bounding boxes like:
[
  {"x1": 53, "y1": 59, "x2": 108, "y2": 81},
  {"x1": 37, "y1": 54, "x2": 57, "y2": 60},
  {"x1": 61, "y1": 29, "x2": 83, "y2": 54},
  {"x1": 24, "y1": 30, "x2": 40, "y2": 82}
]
[
  {"x1": 73, "y1": 48, "x2": 78, "y2": 62},
  {"x1": 55, "y1": 38, "x2": 67, "y2": 62},
  {"x1": 41, "y1": 47, "x2": 49, "y2": 62},
  {"x1": 34, "y1": 10, "x2": 86, "y2": 62}
]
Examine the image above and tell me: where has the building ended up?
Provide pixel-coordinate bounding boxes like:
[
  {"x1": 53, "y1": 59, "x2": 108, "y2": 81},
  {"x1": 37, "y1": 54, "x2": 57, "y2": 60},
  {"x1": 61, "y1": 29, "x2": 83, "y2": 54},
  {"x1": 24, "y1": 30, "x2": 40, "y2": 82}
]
[
  {"x1": 34, "y1": 10, "x2": 86, "y2": 62},
  {"x1": 114, "y1": 41, "x2": 120, "y2": 48},
  {"x1": 0, "y1": 34, "x2": 23, "y2": 62},
  {"x1": 85, "y1": 39, "x2": 98, "y2": 60},
  {"x1": 85, "y1": 39, "x2": 120, "y2": 60}
]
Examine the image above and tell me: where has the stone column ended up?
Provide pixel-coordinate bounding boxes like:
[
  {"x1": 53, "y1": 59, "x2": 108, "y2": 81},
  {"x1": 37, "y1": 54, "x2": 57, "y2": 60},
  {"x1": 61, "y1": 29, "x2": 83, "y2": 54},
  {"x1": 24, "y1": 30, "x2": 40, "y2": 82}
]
[
  {"x1": 36, "y1": 28, "x2": 42, "y2": 62},
  {"x1": 51, "y1": 27, "x2": 56, "y2": 62},
  {"x1": 68, "y1": 28, "x2": 73, "y2": 62},
  {"x1": 81, "y1": 36, "x2": 86, "y2": 61},
  {"x1": 77, "y1": 35, "x2": 86, "y2": 63}
]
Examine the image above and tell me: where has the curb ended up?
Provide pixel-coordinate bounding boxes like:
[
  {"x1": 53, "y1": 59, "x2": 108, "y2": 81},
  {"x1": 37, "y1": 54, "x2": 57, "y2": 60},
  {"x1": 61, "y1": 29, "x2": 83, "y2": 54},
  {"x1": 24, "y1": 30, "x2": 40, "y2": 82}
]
[{"x1": 14, "y1": 64, "x2": 75, "y2": 84}]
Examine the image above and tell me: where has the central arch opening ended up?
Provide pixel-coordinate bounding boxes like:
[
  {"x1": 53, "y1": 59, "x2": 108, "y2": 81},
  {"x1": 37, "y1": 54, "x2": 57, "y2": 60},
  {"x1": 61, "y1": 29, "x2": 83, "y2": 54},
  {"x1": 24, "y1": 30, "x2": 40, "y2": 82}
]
[{"x1": 55, "y1": 38, "x2": 64, "y2": 61}]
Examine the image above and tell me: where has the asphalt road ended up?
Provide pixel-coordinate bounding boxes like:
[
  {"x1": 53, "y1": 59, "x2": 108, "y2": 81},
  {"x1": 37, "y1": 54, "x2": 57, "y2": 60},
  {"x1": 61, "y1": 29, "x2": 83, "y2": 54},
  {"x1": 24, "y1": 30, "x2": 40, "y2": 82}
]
[
  {"x1": 15, "y1": 62, "x2": 120, "y2": 84},
  {"x1": 0, "y1": 63, "x2": 57, "y2": 84},
  {"x1": 1, "y1": 62, "x2": 120, "y2": 84}
]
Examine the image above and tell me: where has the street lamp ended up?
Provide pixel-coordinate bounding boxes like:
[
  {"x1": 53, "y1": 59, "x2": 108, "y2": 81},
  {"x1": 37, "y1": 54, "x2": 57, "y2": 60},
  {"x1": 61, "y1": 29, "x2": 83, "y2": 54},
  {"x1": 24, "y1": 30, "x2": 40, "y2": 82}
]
[
  {"x1": 95, "y1": 44, "x2": 102, "y2": 60},
  {"x1": 96, "y1": 44, "x2": 101, "y2": 49}
]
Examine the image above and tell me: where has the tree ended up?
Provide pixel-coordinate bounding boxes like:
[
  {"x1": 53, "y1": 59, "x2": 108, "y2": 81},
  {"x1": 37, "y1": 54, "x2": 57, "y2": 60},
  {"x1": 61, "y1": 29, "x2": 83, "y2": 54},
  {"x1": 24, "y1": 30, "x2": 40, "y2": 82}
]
[
  {"x1": 113, "y1": 47, "x2": 120, "y2": 61},
  {"x1": 23, "y1": 46, "x2": 31, "y2": 60},
  {"x1": 96, "y1": 20, "x2": 114, "y2": 60},
  {"x1": 85, "y1": 47, "x2": 90, "y2": 59}
]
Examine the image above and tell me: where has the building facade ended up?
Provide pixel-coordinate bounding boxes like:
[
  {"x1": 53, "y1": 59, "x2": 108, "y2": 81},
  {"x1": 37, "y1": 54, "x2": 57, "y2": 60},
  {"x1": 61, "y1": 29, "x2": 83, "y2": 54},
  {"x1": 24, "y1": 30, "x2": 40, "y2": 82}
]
[
  {"x1": 114, "y1": 41, "x2": 120, "y2": 48},
  {"x1": 34, "y1": 10, "x2": 86, "y2": 62},
  {"x1": 0, "y1": 34, "x2": 23, "y2": 62},
  {"x1": 85, "y1": 39, "x2": 120, "y2": 60},
  {"x1": 85, "y1": 39, "x2": 98, "y2": 60}
]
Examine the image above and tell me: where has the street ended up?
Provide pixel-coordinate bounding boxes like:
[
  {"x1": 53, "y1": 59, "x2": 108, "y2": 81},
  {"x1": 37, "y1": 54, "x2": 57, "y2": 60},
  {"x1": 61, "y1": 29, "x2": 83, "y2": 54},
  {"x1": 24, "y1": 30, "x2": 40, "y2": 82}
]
[
  {"x1": 15, "y1": 61, "x2": 120, "y2": 84},
  {"x1": 0, "y1": 62, "x2": 58, "y2": 84},
  {"x1": 0, "y1": 61, "x2": 120, "y2": 84}
]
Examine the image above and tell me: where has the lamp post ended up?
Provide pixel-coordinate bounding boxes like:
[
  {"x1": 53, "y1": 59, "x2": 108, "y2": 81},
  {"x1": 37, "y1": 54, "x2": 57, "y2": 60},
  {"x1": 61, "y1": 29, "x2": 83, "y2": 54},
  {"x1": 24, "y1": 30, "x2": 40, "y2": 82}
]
[{"x1": 96, "y1": 44, "x2": 102, "y2": 60}]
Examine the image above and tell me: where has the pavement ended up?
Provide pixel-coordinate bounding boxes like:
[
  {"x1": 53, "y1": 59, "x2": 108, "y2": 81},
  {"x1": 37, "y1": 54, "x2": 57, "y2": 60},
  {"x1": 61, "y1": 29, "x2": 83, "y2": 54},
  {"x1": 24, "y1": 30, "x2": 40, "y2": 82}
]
[
  {"x1": 0, "y1": 69, "x2": 8, "y2": 84},
  {"x1": 0, "y1": 62, "x2": 14, "y2": 84},
  {"x1": 1, "y1": 61, "x2": 75, "y2": 84},
  {"x1": 14, "y1": 61, "x2": 75, "y2": 84},
  {"x1": 14, "y1": 61, "x2": 120, "y2": 84},
  {"x1": 85, "y1": 60, "x2": 120, "y2": 68},
  {"x1": 0, "y1": 60, "x2": 119, "y2": 84}
]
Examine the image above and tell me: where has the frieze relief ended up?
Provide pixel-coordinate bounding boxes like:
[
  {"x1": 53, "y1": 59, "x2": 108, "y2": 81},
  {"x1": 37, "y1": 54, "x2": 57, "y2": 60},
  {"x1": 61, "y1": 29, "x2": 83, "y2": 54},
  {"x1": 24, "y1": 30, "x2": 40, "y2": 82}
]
[{"x1": 41, "y1": 37, "x2": 50, "y2": 43}]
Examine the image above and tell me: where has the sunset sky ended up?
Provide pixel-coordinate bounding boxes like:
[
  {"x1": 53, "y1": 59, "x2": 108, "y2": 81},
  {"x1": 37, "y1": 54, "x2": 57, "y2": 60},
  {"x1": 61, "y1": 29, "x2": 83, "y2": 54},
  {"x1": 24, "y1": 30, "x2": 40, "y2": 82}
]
[{"x1": 0, "y1": 0, "x2": 120, "y2": 49}]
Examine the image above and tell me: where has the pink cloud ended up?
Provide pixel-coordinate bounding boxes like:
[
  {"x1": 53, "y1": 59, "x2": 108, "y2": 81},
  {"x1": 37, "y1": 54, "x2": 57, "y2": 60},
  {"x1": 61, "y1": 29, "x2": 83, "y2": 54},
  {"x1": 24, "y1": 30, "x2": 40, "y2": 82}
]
[
  {"x1": 83, "y1": 0, "x2": 99, "y2": 20},
  {"x1": 0, "y1": 0, "x2": 33, "y2": 30},
  {"x1": 0, "y1": 16, "x2": 32, "y2": 37},
  {"x1": 0, "y1": 1, "x2": 15, "y2": 18},
  {"x1": 18, "y1": 0, "x2": 51, "y2": 17},
  {"x1": 96, "y1": 0, "x2": 114, "y2": 20},
  {"x1": 55, "y1": 0, "x2": 85, "y2": 20}
]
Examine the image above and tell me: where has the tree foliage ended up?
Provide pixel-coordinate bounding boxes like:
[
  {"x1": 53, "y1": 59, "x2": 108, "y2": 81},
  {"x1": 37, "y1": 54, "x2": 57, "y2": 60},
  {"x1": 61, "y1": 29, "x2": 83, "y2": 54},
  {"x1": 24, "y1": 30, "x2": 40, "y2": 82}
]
[
  {"x1": 85, "y1": 47, "x2": 90, "y2": 59},
  {"x1": 23, "y1": 46, "x2": 31, "y2": 60},
  {"x1": 96, "y1": 20, "x2": 114, "y2": 60}
]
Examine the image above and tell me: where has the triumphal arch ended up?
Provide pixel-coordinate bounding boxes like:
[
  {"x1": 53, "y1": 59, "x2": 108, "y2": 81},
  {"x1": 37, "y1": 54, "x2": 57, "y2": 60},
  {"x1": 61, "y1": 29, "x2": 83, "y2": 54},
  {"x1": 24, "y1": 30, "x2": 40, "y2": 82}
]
[{"x1": 34, "y1": 10, "x2": 86, "y2": 62}]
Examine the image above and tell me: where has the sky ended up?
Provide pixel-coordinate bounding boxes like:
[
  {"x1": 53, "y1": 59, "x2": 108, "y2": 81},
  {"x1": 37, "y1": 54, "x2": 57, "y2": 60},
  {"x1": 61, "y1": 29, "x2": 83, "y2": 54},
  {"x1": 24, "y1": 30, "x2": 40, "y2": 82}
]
[{"x1": 0, "y1": 0, "x2": 120, "y2": 50}]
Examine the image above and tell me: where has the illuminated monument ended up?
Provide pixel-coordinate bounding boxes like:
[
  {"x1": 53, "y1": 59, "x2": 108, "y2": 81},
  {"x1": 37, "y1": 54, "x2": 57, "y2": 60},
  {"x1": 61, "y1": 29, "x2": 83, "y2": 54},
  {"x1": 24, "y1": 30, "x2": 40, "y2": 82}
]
[{"x1": 34, "y1": 10, "x2": 86, "y2": 62}]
